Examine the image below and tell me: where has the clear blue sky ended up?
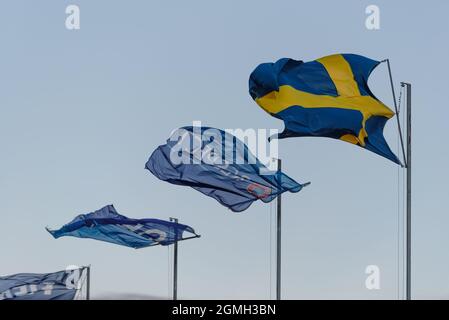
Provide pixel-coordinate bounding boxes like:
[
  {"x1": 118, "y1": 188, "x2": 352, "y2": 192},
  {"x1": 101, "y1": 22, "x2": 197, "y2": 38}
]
[{"x1": 1, "y1": 0, "x2": 448, "y2": 299}]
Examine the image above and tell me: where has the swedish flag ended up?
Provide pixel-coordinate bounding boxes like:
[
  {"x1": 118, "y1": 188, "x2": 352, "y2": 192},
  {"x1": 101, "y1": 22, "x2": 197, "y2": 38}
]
[{"x1": 249, "y1": 54, "x2": 401, "y2": 164}]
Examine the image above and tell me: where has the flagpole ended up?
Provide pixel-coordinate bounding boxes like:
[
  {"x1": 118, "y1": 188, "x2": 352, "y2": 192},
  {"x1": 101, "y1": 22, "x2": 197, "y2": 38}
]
[
  {"x1": 385, "y1": 60, "x2": 411, "y2": 300},
  {"x1": 86, "y1": 265, "x2": 91, "y2": 300},
  {"x1": 402, "y1": 82, "x2": 412, "y2": 300},
  {"x1": 276, "y1": 159, "x2": 282, "y2": 300},
  {"x1": 385, "y1": 59, "x2": 407, "y2": 166},
  {"x1": 170, "y1": 217, "x2": 179, "y2": 300}
]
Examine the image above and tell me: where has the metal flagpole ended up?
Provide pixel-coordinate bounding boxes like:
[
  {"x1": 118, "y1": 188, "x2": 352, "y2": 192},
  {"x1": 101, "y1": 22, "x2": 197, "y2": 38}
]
[
  {"x1": 385, "y1": 59, "x2": 407, "y2": 166},
  {"x1": 276, "y1": 159, "x2": 282, "y2": 300},
  {"x1": 385, "y1": 60, "x2": 411, "y2": 300},
  {"x1": 170, "y1": 217, "x2": 179, "y2": 300},
  {"x1": 86, "y1": 265, "x2": 91, "y2": 300},
  {"x1": 402, "y1": 82, "x2": 412, "y2": 300}
]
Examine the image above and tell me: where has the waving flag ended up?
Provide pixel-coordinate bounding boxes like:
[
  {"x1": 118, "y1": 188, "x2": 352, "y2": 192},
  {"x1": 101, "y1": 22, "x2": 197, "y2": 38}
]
[
  {"x1": 249, "y1": 53, "x2": 400, "y2": 164},
  {"x1": 47, "y1": 205, "x2": 198, "y2": 248},
  {"x1": 0, "y1": 268, "x2": 84, "y2": 300},
  {"x1": 145, "y1": 126, "x2": 308, "y2": 212}
]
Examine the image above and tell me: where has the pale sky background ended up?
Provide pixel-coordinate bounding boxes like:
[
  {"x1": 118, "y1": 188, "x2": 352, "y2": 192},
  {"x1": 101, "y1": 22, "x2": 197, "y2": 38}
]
[{"x1": 1, "y1": 0, "x2": 448, "y2": 299}]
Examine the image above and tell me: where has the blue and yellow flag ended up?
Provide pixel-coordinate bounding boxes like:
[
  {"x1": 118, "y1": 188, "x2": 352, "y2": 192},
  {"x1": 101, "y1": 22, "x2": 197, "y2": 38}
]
[{"x1": 249, "y1": 54, "x2": 401, "y2": 164}]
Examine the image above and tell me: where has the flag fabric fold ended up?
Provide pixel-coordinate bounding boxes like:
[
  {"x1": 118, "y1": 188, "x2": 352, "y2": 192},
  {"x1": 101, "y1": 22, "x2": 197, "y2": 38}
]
[
  {"x1": 145, "y1": 126, "x2": 307, "y2": 212},
  {"x1": 249, "y1": 53, "x2": 401, "y2": 164},
  {"x1": 0, "y1": 269, "x2": 83, "y2": 300},
  {"x1": 46, "y1": 205, "x2": 197, "y2": 248}
]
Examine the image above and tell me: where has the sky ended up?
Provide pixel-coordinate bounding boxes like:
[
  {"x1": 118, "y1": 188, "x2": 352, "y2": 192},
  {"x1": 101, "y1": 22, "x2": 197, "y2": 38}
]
[{"x1": 1, "y1": 0, "x2": 448, "y2": 299}]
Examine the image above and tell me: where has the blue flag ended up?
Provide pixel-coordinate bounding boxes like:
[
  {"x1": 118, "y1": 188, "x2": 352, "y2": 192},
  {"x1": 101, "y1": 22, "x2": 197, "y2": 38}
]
[
  {"x1": 46, "y1": 205, "x2": 198, "y2": 248},
  {"x1": 0, "y1": 268, "x2": 84, "y2": 300},
  {"x1": 145, "y1": 126, "x2": 308, "y2": 212}
]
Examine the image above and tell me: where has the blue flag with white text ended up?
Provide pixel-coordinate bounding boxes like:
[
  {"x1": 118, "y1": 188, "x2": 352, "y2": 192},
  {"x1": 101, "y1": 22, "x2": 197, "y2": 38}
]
[
  {"x1": 46, "y1": 205, "x2": 198, "y2": 248},
  {"x1": 145, "y1": 126, "x2": 308, "y2": 212},
  {"x1": 0, "y1": 269, "x2": 84, "y2": 300}
]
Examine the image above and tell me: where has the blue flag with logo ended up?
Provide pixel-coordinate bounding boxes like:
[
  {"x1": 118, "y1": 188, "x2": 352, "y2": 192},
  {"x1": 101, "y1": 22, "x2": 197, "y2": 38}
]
[
  {"x1": 47, "y1": 205, "x2": 198, "y2": 248},
  {"x1": 145, "y1": 126, "x2": 308, "y2": 212},
  {"x1": 0, "y1": 269, "x2": 83, "y2": 300}
]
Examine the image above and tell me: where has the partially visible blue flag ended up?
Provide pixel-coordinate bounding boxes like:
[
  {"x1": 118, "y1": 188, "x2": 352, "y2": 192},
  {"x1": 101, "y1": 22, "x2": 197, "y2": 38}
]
[
  {"x1": 46, "y1": 205, "x2": 198, "y2": 248},
  {"x1": 145, "y1": 126, "x2": 308, "y2": 212},
  {"x1": 0, "y1": 268, "x2": 84, "y2": 300}
]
